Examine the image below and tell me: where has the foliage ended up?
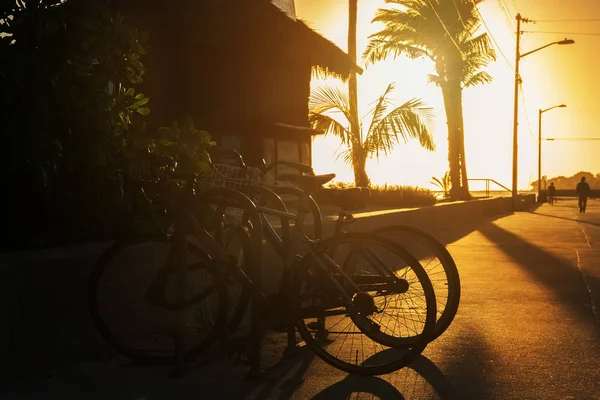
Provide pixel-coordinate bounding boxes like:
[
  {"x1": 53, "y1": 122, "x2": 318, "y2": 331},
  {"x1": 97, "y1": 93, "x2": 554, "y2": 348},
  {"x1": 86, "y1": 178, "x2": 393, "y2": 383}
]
[
  {"x1": 430, "y1": 171, "x2": 451, "y2": 198},
  {"x1": 150, "y1": 118, "x2": 215, "y2": 177},
  {"x1": 532, "y1": 171, "x2": 600, "y2": 191},
  {"x1": 317, "y1": 182, "x2": 437, "y2": 208},
  {"x1": 0, "y1": 0, "x2": 158, "y2": 249},
  {"x1": 309, "y1": 81, "x2": 435, "y2": 187},
  {"x1": 364, "y1": 0, "x2": 496, "y2": 200}
]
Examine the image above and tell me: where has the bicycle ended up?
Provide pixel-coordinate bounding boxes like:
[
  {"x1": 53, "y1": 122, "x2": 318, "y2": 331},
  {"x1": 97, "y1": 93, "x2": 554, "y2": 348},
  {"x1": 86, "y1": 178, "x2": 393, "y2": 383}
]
[
  {"x1": 88, "y1": 158, "x2": 437, "y2": 377},
  {"x1": 210, "y1": 172, "x2": 439, "y2": 375},
  {"x1": 207, "y1": 148, "x2": 460, "y2": 341}
]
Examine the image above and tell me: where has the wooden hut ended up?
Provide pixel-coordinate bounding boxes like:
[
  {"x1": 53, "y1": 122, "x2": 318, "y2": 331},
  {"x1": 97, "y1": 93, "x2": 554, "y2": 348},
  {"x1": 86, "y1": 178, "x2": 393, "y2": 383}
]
[{"x1": 116, "y1": 0, "x2": 361, "y2": 169}]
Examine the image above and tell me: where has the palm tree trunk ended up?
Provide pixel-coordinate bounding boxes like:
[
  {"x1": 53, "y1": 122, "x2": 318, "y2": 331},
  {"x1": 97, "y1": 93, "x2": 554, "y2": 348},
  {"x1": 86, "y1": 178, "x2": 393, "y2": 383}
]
[
  {"x1": 348, "y1": 0, "x2": 362, "y2": 186},
  {"x1": 456, "y1": 92, "x2": 470, "y2": 197},
  {"x1": 441, "y1": 82, "x2": 462, "y2": 199},
  {"x1": 353, "y1": 149, "x2": 370, "y2": 187}
]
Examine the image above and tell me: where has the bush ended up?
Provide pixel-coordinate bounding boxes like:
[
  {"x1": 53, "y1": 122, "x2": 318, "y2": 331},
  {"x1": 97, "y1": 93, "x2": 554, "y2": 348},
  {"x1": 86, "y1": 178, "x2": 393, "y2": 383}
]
[{"x1": 314, "y1": 182, "x2": 437, "y2": 209}]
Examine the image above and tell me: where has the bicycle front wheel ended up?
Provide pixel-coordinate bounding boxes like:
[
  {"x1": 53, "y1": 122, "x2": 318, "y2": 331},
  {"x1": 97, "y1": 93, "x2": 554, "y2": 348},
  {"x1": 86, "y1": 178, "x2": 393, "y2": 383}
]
[
  {"x1": 292, "y1": 233, "x2": 437, "y2": 375},
  {"x1": 89, "y1": 238, "x2": 226, "y2": 364},
  {"x1": 373, "y1": 225, "x2": 461, "y2": 341}
]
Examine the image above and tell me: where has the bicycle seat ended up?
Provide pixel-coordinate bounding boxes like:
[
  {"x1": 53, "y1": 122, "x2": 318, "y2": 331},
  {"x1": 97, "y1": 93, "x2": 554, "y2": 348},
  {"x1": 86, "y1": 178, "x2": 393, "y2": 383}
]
[
  {"x1": 330, "y1": 187, "x2": 370, "y2": 210},
  {"x1": 276, "y1": 173, "x2": 336, "y2": 192}
]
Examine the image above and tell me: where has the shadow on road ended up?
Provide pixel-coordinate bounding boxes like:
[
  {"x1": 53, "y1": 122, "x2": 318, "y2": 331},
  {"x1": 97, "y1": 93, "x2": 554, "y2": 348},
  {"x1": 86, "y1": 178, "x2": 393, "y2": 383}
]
[
  {"x1": 433, "y1": 213, "x2": 508, "y2": 247},
  {"x1": 477, "y1": 222, "x2": 596, "y2": 323},
  {"x1": 311, "y1": 355, "x2": 460, "y2": 400},
  {"x1": 527, "y1": 211, "x2": 600, "y2": 227}
]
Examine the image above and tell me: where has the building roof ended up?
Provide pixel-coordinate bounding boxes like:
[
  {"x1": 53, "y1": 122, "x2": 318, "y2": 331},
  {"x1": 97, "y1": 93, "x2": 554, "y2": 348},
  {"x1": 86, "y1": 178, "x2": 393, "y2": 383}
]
[
  {"x1": 294, "y1": 18, "x2": 364, "y2": 78},
  {"x1": 261, "y1": 0, "x2": 363, "y2": 78}
]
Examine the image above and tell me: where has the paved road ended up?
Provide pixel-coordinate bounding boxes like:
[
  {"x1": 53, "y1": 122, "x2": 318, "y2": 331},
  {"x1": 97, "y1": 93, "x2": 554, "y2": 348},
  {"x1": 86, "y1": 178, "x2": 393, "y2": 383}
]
[{"x1": 3, "y1": 199, "x2": 600, "y2": 399}]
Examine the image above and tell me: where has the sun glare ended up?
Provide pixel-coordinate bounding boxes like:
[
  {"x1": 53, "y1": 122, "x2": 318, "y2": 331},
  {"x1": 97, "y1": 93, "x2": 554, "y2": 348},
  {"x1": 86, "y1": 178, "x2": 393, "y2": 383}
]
[{"x1": 298, "y1": 0, "x2": 598, "y2": 190}]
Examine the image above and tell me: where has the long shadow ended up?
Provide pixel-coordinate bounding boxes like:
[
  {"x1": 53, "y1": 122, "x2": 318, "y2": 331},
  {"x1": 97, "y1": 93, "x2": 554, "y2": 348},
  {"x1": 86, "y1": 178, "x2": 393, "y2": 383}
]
[
  {"x1": 477, "y1": 222, "x2": 598, "y2": 324},
  {"x1": 527, "y1": 211, "x2": 600, "y2": 227},
  {"x1": 310, "y1": 355, "x2": 461, "y2": 400},
  {"x1": 433, "y1": 213, "x2": 509, "y2": 246}
]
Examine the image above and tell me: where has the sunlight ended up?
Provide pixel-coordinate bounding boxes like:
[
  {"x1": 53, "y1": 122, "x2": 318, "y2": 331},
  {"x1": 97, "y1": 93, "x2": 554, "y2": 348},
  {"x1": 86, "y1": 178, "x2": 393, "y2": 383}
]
[{"x1": 297, "y1": 0, "x2": 598, "y2": 190}]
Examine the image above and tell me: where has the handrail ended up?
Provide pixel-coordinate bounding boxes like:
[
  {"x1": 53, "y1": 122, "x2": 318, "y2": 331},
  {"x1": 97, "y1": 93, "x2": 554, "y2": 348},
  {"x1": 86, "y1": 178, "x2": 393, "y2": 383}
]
[{"x1": 468, "y1": 178, "x2": 511, "y2": 198}]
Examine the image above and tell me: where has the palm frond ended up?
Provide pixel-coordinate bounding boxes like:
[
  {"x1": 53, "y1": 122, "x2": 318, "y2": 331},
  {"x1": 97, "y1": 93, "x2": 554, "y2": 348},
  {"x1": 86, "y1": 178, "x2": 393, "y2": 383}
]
[
  {"x1": 367, "y1": 97, "x2": 435, "y2": 159},
  {"x1": 462, "y1": 70, "x2": 493, "y2": 88},
  {"x1": 365, "y1": 82, "x2": 395, "y2": 136},
  {"x1": 309, "y1": 84, "x2": 352, "y2": 123},
  {"x1": 308, "y1": 111, "x2": 353, "y2": 145}
]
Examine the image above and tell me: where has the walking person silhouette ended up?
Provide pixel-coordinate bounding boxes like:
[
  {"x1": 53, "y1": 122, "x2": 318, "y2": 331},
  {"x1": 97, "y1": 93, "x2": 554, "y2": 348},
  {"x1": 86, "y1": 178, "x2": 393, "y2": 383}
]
[
  {"x1": 576, "y1": 176, "x2": 591, "y2": 213},
  {"x1": 548, "y1": 182, "x2": 556, "y2": 205}
]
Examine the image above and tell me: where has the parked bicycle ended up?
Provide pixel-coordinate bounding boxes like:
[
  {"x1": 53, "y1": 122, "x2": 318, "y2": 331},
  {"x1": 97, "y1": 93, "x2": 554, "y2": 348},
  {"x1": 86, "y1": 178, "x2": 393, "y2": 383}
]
[
  {"x1": 88, "y1": 153, "x2": 438, "y2": 377},
  {"x1": 208, "y1": 147, "x2": 461, "y2": 341}
]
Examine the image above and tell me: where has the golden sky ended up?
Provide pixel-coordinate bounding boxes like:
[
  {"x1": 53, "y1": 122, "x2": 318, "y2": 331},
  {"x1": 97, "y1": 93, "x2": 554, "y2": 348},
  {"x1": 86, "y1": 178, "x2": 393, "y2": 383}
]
[{"x1": 296, "y1": 0, "x2": 600, "y2": 190}]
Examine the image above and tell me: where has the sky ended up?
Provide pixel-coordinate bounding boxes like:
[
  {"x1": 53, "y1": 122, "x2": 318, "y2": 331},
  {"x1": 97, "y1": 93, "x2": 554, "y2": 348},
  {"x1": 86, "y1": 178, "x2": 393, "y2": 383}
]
[{"x1": 295, "y1": 0, "x2": 600, "y2": 191}]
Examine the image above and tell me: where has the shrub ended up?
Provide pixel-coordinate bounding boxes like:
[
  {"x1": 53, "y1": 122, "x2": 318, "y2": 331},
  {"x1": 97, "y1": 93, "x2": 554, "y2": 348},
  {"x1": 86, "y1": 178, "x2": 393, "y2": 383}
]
[{"x1": 314, "y1": 182, "x2": 437, "y2": 209}]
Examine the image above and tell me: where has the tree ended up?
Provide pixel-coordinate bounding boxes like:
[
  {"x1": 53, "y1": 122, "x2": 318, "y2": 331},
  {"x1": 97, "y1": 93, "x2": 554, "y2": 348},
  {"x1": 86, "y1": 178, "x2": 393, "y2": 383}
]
[
  {"x1": 348, "y1": 0, "x2": 361, "y2": 182},
  {"x1": 309, "y1": 82, "x2": 435, "y2": 186},
  {"x1": 430, "y1": 171, "x2": 451, "y2": 198},
  {"x1": 364, "y1": 0, "x2": 496, "y2": 200},
  {"x1": 0, "y1": 0, "x2": 152, "y2": 248}
]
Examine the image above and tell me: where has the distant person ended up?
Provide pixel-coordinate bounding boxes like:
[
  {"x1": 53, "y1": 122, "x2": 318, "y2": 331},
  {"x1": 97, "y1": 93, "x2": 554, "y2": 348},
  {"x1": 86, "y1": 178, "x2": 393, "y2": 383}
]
[
  {"x1": 576, "y1": 176, "x2": 591, "y2": 213},
  {"x1": 548, "y1": 182, "x2": 556, "y2": 205}
]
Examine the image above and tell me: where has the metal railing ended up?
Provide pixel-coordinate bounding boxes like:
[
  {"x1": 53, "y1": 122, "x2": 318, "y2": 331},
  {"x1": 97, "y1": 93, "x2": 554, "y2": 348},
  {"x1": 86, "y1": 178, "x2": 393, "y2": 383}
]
[{"x1": 468, "y1": 179, "x2": 511, "y2": 198}]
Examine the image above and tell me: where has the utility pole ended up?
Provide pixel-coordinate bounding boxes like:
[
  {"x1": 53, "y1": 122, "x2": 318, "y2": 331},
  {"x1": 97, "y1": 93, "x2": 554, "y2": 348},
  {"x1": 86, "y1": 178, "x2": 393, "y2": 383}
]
[
  {"x1": 512, "y1": 13, "x2": 531, "y2": 210},
  {"x1": 512, "y1": 14, "x2": 522, "y2": 210}
]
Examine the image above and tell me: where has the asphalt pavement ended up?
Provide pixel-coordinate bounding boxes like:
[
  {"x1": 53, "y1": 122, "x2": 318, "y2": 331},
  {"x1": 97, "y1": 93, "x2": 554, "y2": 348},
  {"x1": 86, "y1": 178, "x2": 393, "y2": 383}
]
[{"x1": 3, "y1": 198, "x2": 599, "y2": 400}]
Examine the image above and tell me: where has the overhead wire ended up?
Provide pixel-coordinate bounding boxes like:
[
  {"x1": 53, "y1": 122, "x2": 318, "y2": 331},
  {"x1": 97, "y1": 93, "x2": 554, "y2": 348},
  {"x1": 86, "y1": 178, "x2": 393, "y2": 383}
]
[
  {"x1": 534, "y1": 19, "x2": 600, "y2": 23},
  {"x1": 423, "y1": 0, "x2": 473, "y2": 67},
  {"x1": 471, "y1": 0, "x2": 516, "y2": 71},
  {"x1": 518, "y1": 82, "x2": 536, "y2": 142},
  {"x1": 523, "y1": 30, "x2": 600, "y2": 36},
  {"x1": 451, "y1": 0, "x2": 468, "y2": 28}
]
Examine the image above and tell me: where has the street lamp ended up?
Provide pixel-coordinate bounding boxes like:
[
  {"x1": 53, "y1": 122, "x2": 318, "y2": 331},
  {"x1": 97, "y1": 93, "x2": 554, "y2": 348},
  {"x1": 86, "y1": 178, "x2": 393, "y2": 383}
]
[
  {"x1": 538, "y1": 104, "x2": 566, "y2": 200},
  {"x1": 512, "y1": 13, "x2": 574, "y2": 210}
]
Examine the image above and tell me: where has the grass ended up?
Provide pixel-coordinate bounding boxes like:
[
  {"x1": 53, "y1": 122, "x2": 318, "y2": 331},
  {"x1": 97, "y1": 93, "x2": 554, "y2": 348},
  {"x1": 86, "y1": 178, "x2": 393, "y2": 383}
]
[{"x1": 315, "y1": 182, "x2": 437, "y2": 209}]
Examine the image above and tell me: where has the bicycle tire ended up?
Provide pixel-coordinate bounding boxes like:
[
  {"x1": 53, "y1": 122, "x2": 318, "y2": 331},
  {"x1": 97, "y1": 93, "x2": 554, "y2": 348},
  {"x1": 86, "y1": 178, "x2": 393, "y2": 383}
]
[
  {"x1": 270, "y1": 185, "x2": 323, "y2": 241},
  {"x1": 292, "y1": 233, "x2": 437, "y2": 375},
  {"x1": 213, "y1": 223, "x2": 257, "y2": 338},
  {"x1": 372, "y1": 225, "x2": 460, "y2": 341},
  {"x1": 89, "y1": 238, "x2": 226, "y2": 365}
]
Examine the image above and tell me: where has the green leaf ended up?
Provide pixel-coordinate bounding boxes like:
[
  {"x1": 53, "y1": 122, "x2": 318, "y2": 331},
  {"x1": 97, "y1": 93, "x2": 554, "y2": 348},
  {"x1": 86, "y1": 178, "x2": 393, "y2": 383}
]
[
  {"x1": 136, "y1": 107, "x2": 150, "y2": 116},
  {"x1": 125, "y1": 88, "x2": 135, "y2": 97}
]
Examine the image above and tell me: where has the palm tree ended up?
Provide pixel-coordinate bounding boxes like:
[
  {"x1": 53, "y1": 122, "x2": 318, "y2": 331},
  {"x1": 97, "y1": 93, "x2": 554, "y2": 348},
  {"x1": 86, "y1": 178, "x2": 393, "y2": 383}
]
[
  {"x1": 309, "y1": 82, "x2": 435, "y2": 186},
  {"x1": 364, "y1": 0, "x2": 496, "y2": 200},
  {"x1": 430, "y1": 171, "x2": 451, "y2": 198}
]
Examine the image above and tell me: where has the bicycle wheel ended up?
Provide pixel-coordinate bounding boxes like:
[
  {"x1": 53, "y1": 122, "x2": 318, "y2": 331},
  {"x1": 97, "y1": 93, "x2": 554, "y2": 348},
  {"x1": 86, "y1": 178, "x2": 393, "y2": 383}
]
[
  {"x1": 89, "y1": 238, "x2": 226, "y2": 364},
  {"x1": 270, "y1": 185, "x2": 323, "y2": 241},
  {"x1": 292, "y1": 233, "x2": 437, "y2": 375},
  {"x1": 372, "y1": 225, "x2": 460, "y2": 341}
]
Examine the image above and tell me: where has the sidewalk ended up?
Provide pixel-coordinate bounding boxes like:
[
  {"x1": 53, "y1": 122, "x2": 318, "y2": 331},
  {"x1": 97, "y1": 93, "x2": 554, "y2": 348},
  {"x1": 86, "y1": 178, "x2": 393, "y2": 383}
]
[{"x1": 2, "y1": 198, "x2": 599, "y2": 399}]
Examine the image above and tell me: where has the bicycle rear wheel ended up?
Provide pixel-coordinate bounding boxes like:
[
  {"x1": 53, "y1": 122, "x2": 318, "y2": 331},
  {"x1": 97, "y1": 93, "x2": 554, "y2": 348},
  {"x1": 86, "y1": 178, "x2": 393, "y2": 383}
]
[
  {"x1": 293, "y1": 233, "x2": 437, "y2": 375},
  {"x1": 373, "y1": 225, "x2": 460, "y2": 341},
  {"x1": 89, "y1": 238, "x2": 225, "y2": 364}
]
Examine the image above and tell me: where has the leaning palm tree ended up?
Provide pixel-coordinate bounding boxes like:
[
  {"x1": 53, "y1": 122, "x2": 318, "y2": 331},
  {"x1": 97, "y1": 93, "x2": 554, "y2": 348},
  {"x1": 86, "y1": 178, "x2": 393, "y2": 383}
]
[
  {"x1": 364, "y1": 0, "x2": 496, "y2": 199},
  {"x1": 309, "y1": 82, "x2": 435, "y2": 187}
]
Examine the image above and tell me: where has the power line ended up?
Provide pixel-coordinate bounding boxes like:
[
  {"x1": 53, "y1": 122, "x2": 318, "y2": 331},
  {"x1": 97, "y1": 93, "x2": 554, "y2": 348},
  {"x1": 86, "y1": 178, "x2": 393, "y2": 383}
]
[
  {"x1": 424, "y1": 0, "x2": 472, "y2": 66},
  {"x1": 535, "y1": 19, "x2": 600, "y2": 23},
  {"x1": 544, "y1": 137, "x2": 600, "y2": 141},
  {"x1": 518, "y1": 82, "x2": 536, "y2": 142},
  {"x1": 473, "y1": 0, "x2": 515, "y2": 70},
  {"x1": 523, "y1": 30, "x2": 600, "y2": 36},
  {"x1": 497, "y1": 0, "x2": 516, "y2": 32},
  {"x1": 451, "y1": 0, "x2": 468, "y2": 29}
]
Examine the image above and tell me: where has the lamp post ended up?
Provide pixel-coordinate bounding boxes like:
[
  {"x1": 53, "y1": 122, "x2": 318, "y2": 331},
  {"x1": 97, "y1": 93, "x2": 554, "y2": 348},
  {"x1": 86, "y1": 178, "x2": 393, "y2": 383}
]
[
  {"x1": 512, "y1": 13, "x2": 574, "y2": 210},
  {"x1": 538, "y1": 104, "x2": 566, "y2": 201}
]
